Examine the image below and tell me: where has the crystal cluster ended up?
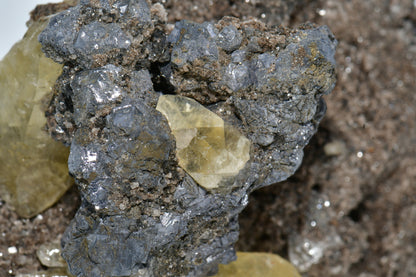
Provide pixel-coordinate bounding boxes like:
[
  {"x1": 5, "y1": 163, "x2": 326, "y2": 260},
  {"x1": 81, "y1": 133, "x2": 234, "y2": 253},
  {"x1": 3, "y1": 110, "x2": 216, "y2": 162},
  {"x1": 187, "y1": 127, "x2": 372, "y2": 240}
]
[
  {"x1": 0, "y1": 18, "x2": 71, "y2": 218},
  {"x1": 38, "y1": 0, "x2": 337, "y2": 276}
]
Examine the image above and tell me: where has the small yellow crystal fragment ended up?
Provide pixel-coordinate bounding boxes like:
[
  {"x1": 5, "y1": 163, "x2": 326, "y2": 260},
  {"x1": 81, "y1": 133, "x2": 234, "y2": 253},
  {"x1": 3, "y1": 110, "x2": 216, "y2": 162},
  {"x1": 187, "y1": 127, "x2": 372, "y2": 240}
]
[
  {"x1": 17, "y1": 240, "x2": 74, "y2": 277},
  {"x1": 215, "y1": 252, "x2": 301, "y2": 277},
  {"x1": 156, "y1": 95, "x2": 250, "y2": 189},
  {"x1": 37, "y1": 241, "x2": 67, "y2": 268},
  {"x1": 0, "y1": 18, "x2": 71, "y2": 218}
]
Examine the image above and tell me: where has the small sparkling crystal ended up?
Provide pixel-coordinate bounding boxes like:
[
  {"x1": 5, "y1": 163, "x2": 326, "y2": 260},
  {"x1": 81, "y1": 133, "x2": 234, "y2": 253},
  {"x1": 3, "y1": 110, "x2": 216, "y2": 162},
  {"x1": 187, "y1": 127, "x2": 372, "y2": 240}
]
[{"x1": 37, "y1": 241, "x2": 67, "y2": 268}]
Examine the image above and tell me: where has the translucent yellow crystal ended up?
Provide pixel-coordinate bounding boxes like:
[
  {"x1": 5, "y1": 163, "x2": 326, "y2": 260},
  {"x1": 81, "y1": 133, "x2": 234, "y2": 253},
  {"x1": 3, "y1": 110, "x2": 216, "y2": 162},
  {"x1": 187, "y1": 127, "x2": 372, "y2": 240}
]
[
  {"x1": 156, "y1": 95, "x2": 250, "y2": 189},
  {"x1": 17, "y1": 240, "x2": 74, "y2": 277},
  {"x1": 37, "y1": 241, "x2": 67, "y2": 268},
  {"x1": 0, "y1": 18, "x2": 71, "y2": 218},
  {"x1": 215, "y1": 252, "x2": 301, "y2": 277}
]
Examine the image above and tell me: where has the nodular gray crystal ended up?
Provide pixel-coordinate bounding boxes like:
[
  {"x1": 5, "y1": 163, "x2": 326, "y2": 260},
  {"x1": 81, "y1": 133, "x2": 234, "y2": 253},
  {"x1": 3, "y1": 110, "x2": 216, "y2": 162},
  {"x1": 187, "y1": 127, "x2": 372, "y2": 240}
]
[{"x1": 39, "y1": 0, "x2": 337, "y2": 276}]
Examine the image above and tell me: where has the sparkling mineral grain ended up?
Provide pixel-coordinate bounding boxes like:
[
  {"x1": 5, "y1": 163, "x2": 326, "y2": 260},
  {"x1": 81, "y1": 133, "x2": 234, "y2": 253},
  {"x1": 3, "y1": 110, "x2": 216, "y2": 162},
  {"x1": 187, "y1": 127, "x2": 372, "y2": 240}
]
[
  {"x1": 156, "y1": 95, "x2": 250, "y2": 189},
  {"x1": 38, "y1": 0, "x2": 337, "y2": 276},
  {"x1": 0, "y1": 18, "x2": 71, "y2": 218}
]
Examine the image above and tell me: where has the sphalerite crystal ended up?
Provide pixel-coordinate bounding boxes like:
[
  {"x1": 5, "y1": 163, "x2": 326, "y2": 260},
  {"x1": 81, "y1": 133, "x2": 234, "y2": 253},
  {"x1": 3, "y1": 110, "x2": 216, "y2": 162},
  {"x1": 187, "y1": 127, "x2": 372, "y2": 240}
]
[
  {"x1": 0, "y1": 17, "x2": 71, "y2": 218},
  {"x1": 37, "y1": 0, "x2": 337, "y2": 276},
  {"x1": 156, "y1": 95, "x2": 250, "y2": 189}
]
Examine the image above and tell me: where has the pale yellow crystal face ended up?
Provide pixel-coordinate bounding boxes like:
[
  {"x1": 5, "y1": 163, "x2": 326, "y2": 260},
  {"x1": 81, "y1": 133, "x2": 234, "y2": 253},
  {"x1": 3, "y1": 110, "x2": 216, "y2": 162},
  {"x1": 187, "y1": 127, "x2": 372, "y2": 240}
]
[
  {"x1": 156, "y1": 95, "x2": 250, "y2": 189},
  {"x1": 37, "y1": 241, "x2": 67, "y2": 268},
  {"x1": 0, "y1": 19, "x2": 71, "y2": 218},
  {"x1": 215, "y1": 252, "x2": 301, "y2": 277}
]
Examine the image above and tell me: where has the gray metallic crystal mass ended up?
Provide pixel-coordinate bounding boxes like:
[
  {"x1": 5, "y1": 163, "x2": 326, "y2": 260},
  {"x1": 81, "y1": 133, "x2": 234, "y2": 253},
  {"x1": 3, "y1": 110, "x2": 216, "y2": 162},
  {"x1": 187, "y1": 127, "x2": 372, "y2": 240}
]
[{"x1": 39, "y1": 0, "x2": 337, "y2": 276}]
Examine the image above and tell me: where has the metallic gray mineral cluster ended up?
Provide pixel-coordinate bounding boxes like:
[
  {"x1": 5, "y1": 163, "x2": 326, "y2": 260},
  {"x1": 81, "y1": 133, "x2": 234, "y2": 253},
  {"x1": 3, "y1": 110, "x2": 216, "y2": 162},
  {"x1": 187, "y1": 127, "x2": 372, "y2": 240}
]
[{"x1": 39, "y1": 0, "x2": 337, "y2": 276}]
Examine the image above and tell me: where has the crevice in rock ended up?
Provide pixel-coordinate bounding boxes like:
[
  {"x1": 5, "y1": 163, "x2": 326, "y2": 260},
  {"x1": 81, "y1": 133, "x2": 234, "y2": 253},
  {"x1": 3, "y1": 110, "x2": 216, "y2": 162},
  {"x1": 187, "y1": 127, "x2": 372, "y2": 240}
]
[{"x1": 150, "y1": 62, "x2": 175, "y2": 94}]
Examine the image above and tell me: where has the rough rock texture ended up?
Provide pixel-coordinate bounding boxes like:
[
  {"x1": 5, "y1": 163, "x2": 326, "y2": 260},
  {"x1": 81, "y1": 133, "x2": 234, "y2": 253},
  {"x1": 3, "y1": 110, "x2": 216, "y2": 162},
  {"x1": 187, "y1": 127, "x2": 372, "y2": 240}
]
[{"x1": 36, "y1": 0, "x2": 336, "y2": 276}]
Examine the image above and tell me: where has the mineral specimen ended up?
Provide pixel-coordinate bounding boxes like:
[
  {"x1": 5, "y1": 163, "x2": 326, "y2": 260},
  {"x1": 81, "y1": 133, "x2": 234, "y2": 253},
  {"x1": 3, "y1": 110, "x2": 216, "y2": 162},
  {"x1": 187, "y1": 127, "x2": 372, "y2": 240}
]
[
  {"x1": 0, "y1": 17, "x2": 71, "y2": 218},
  {"x1": 38, "y1": 0, "x2": 337, "y2": 276}
]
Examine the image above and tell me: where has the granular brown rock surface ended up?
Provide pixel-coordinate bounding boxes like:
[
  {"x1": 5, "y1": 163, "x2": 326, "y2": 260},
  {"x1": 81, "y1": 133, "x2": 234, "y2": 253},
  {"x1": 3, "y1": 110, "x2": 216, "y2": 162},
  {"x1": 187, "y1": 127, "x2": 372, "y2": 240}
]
[{"x1": 1, "y1": 0, "x2": 415, "y2": 276}]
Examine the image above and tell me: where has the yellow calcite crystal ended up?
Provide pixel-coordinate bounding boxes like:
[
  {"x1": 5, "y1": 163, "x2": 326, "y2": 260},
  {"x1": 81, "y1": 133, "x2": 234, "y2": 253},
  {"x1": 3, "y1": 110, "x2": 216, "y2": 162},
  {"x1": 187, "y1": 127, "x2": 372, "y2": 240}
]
[
  {"x1": 0, "y1": 18, "x2": 71, "y2": 218},
  {"x1": 37, "y1": 241, "x2": 67, "y2": 268},
  {"x1": 156, "y1": 95, "x2": 250, "y2": 189},
  {"x1": 215, "y1": 252, "x2": 301, "y2": 277}
]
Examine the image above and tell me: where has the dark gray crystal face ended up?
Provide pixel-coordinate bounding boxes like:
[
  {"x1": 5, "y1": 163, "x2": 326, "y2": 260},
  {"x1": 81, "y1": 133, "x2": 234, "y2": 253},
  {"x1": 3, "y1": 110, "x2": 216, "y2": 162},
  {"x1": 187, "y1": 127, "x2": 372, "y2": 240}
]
[
  {"x1": 38, "y1": 7, "x2": 80, "y2": 62},
  {"x1": 71, "y1": 65, "x2": 124, "y2": 126},
  {"x1": 40, "y1": 1, "x2": 337, "y2": 276},
  {"x1": 168, "y1": 20, "x2": 219, "y2": 67},
  {"x1": 74, "y1": 22, "x2": 132, "y2": 54},
  {"x1": 39, "y1": 0, "x2": 159, "y2": 68},
  {"x1": 216, "y1": 25, "x2": 242, "y2": 52}
]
